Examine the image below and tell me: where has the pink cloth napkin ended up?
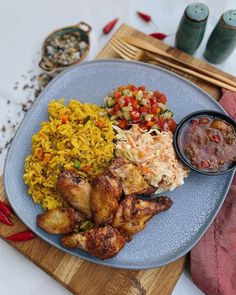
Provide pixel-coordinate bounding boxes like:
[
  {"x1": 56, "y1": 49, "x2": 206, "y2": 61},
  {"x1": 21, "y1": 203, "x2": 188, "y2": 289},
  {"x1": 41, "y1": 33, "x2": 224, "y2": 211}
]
[{"x1": 191, "y1": 90, "x2": 236, "y2": 295}]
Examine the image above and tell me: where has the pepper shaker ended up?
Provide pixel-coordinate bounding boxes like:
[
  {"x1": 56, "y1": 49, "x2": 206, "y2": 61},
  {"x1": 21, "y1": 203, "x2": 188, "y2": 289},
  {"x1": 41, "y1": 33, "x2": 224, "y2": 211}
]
[
  {"x1": 175, "y1": 3, "x2": 209, "y2": 54},
  {"x1": 204, "y1": 10, "x2": 236, "y2": 64}
]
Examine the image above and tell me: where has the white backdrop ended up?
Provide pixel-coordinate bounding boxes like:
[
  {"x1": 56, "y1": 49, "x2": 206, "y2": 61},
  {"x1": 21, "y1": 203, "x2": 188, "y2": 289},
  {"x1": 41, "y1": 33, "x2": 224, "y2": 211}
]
[{"x1": 0, "y1": 0, "x2": 235, "y2": 294}]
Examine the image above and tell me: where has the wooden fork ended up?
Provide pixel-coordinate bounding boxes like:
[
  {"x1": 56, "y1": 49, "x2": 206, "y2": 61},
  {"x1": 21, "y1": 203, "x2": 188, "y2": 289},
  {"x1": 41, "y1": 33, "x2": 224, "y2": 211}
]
[
  {"x1": 110, "y1": 37, "x2": 236, "y2": 93},
  {"x1": 123, "y1": 36, "x2": 236, "y2": 88}
]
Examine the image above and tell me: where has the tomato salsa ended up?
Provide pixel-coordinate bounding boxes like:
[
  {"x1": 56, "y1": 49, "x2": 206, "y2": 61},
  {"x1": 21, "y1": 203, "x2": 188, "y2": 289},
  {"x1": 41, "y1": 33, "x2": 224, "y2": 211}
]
[
  {"x1": 178, "y1": 116, "x2": 236, "y2": 171},
  {"x1": 105, "y1": 84, "x2": 176, "y2": 132}
]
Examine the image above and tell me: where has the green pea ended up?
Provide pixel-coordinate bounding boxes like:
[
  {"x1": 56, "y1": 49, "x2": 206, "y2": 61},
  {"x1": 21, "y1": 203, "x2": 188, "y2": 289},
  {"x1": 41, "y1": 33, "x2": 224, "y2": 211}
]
[{"x1": 74, "y1": 160, "x2": 81, "y2": 170}]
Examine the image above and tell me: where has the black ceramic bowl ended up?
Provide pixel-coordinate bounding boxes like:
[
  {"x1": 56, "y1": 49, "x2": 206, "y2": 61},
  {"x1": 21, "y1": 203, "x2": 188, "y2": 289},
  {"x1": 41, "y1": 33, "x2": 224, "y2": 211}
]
[{"x1": 173, "y1": 110, "x2": 236, "y2": 175}]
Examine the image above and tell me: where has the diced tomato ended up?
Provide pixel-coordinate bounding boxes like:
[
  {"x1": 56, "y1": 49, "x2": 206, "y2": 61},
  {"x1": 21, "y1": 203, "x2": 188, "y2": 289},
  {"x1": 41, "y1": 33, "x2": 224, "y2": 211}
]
[
  {"x1": 211, "y1": 134, "x2": 221, "y2": 143},
  {"x1": 153, "y1": 91, "x2": 162, "y2": 98},
  {"x1": 118, "y1": 119, "x2": 128, "y2": 129},
  {"x1": 130, "y1": 111, "x2": 140, "y2": 121},
  {"x1": 127, "y1": 84, "x2": 137, "y2": 91},
  {"x1": 149, "y1": 98, "x2": 156, "y2": 105},
  {"x1": 139, "y1": 123, "x2": 148, "y2": 130},
  {"x1": 143, "y1": 93, "x2": 150, "y2": 99},
  {"x1": 139, "y1": 106, "x2": 149, "y2": 113},
  {"x1": 107, "y1": 107, "x2": 115, "y2": 115},
  {"x1": 150, "y1": 103, "x2": 158, "y2": 114},
  {"x1": 123, "y1": 97, "x2": 131, "y2": 106},
  {"x1": 157, "y1": 116, "x2": 165, "y2": 129},
  {"x1": 131, "y1": 98, "x2": 138, "y2": 108},
  {"x1": 167, "y1": 119, "x2": 177, "y2": 132},
  {"x1": 191, "y1": 119, "x2": 198, "y2": 125},
  {"x1": 114, "y1": 91, "x2": 122, "y2": 100},
  {"x1": 114, "y1": 104, "x2": 121, "y2": 111},
  {"x1": 201, "y1": 160, "x2": 210, "y2": 168},
  {"x1": 158, "y1": 94, "x2": 167, "y2": 104},
  {"x1": 138, "y1": 86, "x2": 146, "y2": 91}
]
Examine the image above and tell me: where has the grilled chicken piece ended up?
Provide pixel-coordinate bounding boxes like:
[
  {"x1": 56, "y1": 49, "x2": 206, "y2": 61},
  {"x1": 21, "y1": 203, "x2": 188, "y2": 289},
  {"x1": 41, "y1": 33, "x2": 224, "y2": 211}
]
[
  {"x1": 107, "y1": 157, "x2": 155, "y2": 196},
  {"x1": 90, "y1": 173, "x2": 122, "y2": 226},
  {"x1": 37, "y1": 208, "x2": 86, "y2": 234},
  {"x1": 57, "y1": 170, "x2": 92, "y2": 217},
  {"x1": 112, "y1": 195, "x2": 173, "y2": 241},
  {"x1": 61, "y1": 225, "x2": 126, "y2": 259}
]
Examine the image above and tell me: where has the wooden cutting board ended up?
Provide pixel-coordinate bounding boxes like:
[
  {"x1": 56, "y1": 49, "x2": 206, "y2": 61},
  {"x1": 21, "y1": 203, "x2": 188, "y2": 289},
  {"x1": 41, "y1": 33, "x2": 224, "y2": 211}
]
[{"x1": 1, "y1": 23, "x2": 235, "y2": 295}]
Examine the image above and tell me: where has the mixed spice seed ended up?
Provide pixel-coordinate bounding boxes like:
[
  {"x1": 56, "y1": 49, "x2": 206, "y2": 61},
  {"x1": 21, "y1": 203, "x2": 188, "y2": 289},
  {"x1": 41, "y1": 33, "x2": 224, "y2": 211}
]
[{"x1": 45, "y1": 32, "x2": 88, "y2": 66}]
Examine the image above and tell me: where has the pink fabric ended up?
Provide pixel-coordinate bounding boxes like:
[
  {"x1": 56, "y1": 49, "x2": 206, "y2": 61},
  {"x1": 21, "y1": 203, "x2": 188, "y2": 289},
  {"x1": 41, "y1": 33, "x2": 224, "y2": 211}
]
[{"x1": 191, "y1": 90, "x2": 236, "y2": 295}]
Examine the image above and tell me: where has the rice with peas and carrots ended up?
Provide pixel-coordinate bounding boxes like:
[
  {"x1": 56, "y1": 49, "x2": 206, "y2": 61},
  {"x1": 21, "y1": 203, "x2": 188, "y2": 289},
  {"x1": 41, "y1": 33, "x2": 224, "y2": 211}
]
[{"x1": 23, "y1": 99, "x2": 115, "y2": 210}]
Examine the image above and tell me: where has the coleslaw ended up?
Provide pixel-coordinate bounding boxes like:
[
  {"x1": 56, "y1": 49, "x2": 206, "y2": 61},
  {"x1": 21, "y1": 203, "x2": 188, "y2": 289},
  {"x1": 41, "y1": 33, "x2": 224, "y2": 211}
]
[{"x1": 114, "y1": 124, "x2": 189, "y2": 193}]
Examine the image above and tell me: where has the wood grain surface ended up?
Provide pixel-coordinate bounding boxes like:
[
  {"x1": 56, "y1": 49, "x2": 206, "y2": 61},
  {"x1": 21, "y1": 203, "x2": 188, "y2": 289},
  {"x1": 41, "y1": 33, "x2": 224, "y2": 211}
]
[{"x1": 1, "y1": 23, "x2": 234, "y2": 295}]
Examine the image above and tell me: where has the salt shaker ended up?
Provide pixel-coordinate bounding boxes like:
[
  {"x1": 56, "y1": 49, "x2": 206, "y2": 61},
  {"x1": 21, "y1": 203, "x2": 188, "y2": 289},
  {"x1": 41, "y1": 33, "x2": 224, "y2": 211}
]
[
  {"x1": 175, "y1": 3, "x2": 209, "y2": 54},
  {"x1": 204, "y1": 10, "x2": 236, "y2": 64}
]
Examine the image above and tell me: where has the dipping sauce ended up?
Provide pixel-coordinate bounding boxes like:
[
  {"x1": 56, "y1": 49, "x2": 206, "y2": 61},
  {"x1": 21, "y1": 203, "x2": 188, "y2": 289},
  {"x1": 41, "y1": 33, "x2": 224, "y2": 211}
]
[{"x1": 178, "y1": 116, "x2": 236, "y2": 172}]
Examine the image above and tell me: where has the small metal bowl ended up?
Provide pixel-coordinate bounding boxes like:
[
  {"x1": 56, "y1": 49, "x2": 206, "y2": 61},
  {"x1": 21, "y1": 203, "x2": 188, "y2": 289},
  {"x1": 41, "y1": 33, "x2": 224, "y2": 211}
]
[
  {"x1": 173, "y1": 110, "x2": 236, "y2": 175},
  {"x1": 39, "y1": 22, "x2": 91, "y2": 73}
]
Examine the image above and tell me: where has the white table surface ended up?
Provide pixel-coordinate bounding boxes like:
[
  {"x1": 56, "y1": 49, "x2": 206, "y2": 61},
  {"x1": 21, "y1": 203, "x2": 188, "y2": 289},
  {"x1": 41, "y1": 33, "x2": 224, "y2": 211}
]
[{"x1": 0, "y1": 0, "x2": 235, "y2": 294}]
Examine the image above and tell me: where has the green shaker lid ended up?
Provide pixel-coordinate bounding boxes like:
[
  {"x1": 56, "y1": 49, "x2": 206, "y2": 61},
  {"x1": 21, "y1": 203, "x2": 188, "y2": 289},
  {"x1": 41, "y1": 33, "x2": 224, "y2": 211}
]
[
  {"x1": 186, "y1": 2, "x2": 209, "y2": 21},
  {"x1": 223, "y1": 10, "x2": 236, "y2": 28}
]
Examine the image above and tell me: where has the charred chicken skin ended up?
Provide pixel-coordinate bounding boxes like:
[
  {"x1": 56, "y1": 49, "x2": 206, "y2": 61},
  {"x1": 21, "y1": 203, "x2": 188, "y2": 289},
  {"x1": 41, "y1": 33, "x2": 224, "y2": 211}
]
[
  {"x1": 57, "y1": 170, "x2": 92, "y2": 217},
  {"x1": 61, "y1": 225, "x2": 126, "y2": 259},
  {"x1": 37, "y1": 208, "x2": 87, "y2": 234},
  {"x1": 112, "y1": 195, "x2": 173, "y2": 241},
  {"x1": 90, "y1": 173, "x2": 122, "y2": 226},
  {"x1": 107, "y1": 157, "x2": 155, "y2": 196},
  {"x1": 38, "y1": 158, "x2": 173, "y2": 259}
]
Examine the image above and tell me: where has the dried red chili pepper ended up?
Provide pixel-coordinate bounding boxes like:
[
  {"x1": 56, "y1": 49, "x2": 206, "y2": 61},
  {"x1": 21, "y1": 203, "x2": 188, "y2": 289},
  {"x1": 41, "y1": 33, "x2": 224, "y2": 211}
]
[
  {"x1": 149, "y1": 32, "x2": 175, "y2": 40},
  {"x1": 103, "y1": 18, "x2": 119, "y2": 34},
  {"x1": 5, "y1": 230, "x2": 35, "y2": 241},
  {"x1": 137, "y1": 11, "x2": 152, "y2": 22},
  {"x1": 137, "y1": 11, "x2": 158, "y2": 30},
  {"x1": 0, "y1": 201, "x2": 12, "y2": 217},
  {"x1": 0, "y1": 211, "x2": 13, "y2": 226}
]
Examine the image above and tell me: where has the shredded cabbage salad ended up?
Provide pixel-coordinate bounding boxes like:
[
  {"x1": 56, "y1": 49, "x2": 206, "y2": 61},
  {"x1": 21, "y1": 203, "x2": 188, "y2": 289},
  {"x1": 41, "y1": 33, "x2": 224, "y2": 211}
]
[{"x1": 114, "y1": 124, "x2": 189, "y2": 193}]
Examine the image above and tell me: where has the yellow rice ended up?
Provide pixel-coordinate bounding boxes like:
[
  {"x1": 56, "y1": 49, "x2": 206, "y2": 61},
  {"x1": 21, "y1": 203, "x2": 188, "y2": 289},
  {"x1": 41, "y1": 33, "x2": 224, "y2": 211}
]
[{"x1": 23, "y1": 99, "x2": 114, "y2": 209}]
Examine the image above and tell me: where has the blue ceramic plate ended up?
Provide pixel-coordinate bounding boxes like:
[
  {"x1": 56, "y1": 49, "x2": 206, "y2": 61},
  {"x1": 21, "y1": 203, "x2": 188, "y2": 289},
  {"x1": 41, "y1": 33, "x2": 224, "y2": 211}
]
[{"x1": 4, "y1": 60, "x2": 234, "y2": 269}]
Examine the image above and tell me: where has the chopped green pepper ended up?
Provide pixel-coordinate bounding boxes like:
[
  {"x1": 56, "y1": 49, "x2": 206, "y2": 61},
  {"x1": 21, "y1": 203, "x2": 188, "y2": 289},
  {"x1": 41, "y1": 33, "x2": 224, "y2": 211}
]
[
  {"x1": 80, "y1": 220, "x2": 94, "y2": 231},
  {"x1": 74, "y1": 160, "x2": 81, "y2": 170}
]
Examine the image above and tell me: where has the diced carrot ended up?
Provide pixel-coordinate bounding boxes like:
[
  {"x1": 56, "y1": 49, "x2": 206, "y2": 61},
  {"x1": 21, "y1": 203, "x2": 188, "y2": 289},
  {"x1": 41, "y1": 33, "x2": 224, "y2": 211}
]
[
  {"x1": 146, "y1": 121, "x2": 155, "y2": 127},
  {"x1": 61, "y1": 114, "x2": 69, "y2": 124},
  {"x1": 96, "y1": 120, "x2": 104, "y2": 128},
  {"x1": 82, "y1": 165, "x2": 91, "y2": 173},
  {"x1": 39, "y1": 132, "x2": 48, "y2": 140},
  {"x1": 37, "y1": 148, "x2": 45, "y2": 160},
  {"x1": 43, "y1": 153, "x2": 51, "y2": 165},
  {"x1": 138, "y1": 151, "x2": 145, "y2": 159},
  {"x1": 142, "y1": 166, "x2": 150, "y2": 174}
]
